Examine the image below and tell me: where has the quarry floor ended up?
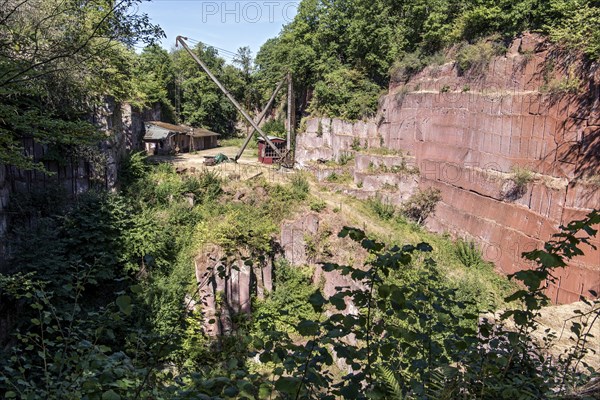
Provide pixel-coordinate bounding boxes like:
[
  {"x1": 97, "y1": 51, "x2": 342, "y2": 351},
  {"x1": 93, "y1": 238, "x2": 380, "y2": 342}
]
[{"x1": 148, "y1": 145, "x2": 292, "y2": 182}]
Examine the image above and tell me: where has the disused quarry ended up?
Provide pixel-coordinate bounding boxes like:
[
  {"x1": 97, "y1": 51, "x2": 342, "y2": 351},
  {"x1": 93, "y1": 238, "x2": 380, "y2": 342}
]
[{"x1": 167, "y1": 157, "x2": 599, "y2": 372}]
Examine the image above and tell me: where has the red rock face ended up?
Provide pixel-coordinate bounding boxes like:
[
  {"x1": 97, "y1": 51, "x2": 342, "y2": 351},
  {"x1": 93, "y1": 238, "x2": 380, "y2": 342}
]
[{"x1": 296, "y1": 33, "x2": 600, "y2": 303}]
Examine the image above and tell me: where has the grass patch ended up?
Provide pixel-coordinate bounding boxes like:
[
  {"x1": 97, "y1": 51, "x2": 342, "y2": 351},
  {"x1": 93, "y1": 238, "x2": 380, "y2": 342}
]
[
  {"x1": 309, "y1": 198, "x2": 327, "y2": 212},
  {"x1": 510, "y1": 166, "x2": 535, "y2": 187},
  {"x1": 326, "y1": 171, "x2": 353, "y2": 184},
  {"x1": 361, "y1": 147, "x2": 405, "y2": 156},
  {"x1": 351, "y1": 196, "x2": 516, "y2": 310},
  {"x1": 219, "y1": 136, "x2": 258, "y2": 149},
  {"x1": 367, "y1": 196, "x2": 395, "y2": 220}
]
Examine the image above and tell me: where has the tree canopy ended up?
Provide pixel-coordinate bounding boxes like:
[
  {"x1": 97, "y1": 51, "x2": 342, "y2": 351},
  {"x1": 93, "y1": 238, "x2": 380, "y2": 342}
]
[
  {"x1": 0, "y1": 0, "x2": 163, "y2": 169},
  {"x1": 252, "y1": 0, "x2": 600, "y2": 120}
]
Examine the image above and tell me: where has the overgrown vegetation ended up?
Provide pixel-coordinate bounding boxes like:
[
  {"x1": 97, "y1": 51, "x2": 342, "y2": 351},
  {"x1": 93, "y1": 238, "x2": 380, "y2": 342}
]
[
  {"x1": 0, "y1": 154, "x2": 311, "y2": 398},
  {"x1": 254, "y1": 0, "x2": 600, "y2": 120},
  {"x1": 510, "y1": 165, "x2": 535, "y2": 187},
  {"x1": 2, "y1": 155, "x2": 598, "y2": 398},
  {"x1": 401, "y1": 187, "x2": 443, "y2": 224},
  {"x1": 455, "y1": 38, "x2": 506, "y2": 75},
  {"x1": 2, "y1": 0, "x2": 600, "y2": 397},
  {"x1": 455, "y1": 238, "x2": 485, "y2": 268},
  {"x1": 368, "y1": 196, "x2": 396, "y2": 220},
  {"x1": 0, "y1": 0, "x2": 161, "y2": 170}
]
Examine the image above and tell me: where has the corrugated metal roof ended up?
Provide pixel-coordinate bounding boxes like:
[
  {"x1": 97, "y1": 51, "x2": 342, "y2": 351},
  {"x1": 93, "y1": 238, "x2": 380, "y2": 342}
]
[
  {"x1": 144, "y1": 121, "x2": 220, "y2": 140},
  {"x1": 144, "y1": 124, "x2": 173, "y2": 141},
  {"x1": 191, "y1": 127, "x2": 220, "y2": 138},
  {"x1": 258, "y1": 135, "x2": 286, "y2": 142}
]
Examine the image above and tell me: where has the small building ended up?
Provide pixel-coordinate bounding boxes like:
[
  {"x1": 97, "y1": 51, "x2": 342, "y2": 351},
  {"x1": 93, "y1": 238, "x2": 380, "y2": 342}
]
[
  {"x1": 257, "y1": 136, "x2": 287, "y2": 164},
  {"x1": 143, "y1": 121, "x2": 220, "y2": 155}
]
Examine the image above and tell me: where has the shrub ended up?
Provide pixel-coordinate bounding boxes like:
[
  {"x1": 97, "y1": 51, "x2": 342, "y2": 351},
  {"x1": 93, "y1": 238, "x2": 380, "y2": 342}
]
[
  {"x1": 455, "y1": 239, "x2": 485, "y2": 268},
  {"x1": 119, "y1": 151, "x2": 149, "y2": 188},
  {"x1": 510, "y1": 165, "x2": 534, "y2": 187},
  {"x1": 389, "y1": 50, "x2": 428, "y2": 83},
  {"x1": 290, "y1": 173, "x2": 310, "y2": 199},
  {"x1": 368, "y1": 196, "x2": 395, "y2": 220},
  {"x1": 338, "y1": 151, "x2": 354, "y2": 166},
  {"x1": 326, "y1": 171, "x2": 352, "y2": 184},
  {"x1": 401, "y1": 187, "x2": 442, "y2": 224},
  {"x1": 252, "y1": 259, "x2": 318, "y2": 335},
  {"x1": 309, "y1": 198, "x2": 327, "y2": 212},
  {"x1": 184, "y1": 170, "x2": 223, "y2": 203},
  {"x1": 456, "y1": 38, "x2": 505, "y2": 75}
]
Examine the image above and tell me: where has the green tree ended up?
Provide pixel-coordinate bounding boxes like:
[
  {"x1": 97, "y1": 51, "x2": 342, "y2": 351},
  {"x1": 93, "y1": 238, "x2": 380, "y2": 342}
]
[
  {"x1": 131, "y1": 45, "x2": 177, "y2": 122},
  {"x1": 0, "y1": 0, "x2": 162, "y2": 170},
  {"x1": 171, "y1": 43, "x2": 240, "y2": 135}
]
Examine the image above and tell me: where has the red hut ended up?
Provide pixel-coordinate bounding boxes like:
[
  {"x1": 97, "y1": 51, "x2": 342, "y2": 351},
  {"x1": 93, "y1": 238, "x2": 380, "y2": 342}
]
[{"x1": 257, "y1": 136, "x2": 286, "y2": 164}]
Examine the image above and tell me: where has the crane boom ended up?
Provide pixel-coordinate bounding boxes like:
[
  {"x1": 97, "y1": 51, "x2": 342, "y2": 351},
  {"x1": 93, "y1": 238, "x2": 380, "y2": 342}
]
[
  {"x1": 176, "y1": 36, "x2": 284, "y2": 160},
  {"x1": 234, "y1": 77, "x2": 286, "y2": 161}
]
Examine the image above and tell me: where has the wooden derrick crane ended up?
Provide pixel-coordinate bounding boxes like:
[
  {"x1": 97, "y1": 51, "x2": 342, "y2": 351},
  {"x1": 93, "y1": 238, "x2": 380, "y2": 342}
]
[{"x1": 176, "y1": 36, "x2": 295, "y2": 167}]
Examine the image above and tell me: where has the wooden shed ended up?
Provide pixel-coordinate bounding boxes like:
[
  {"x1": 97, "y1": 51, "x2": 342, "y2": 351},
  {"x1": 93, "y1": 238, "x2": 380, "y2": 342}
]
[
  {"x1": 257, "y1": 136, "x2": 287, "y2": 164},
  {"x1": 143, "y1": 121, "x2": 220, "y2": 155}
]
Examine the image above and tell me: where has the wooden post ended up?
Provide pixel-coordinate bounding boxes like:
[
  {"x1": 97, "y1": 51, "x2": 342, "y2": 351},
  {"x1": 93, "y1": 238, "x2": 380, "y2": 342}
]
[{"x1": 286, "y1": 72, "x2": 294, "y2": 151}]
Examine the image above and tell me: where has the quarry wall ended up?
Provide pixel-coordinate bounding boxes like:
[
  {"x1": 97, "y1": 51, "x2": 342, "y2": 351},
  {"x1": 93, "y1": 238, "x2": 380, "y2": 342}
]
[
  {"x1": 296, "y1": 34, "x2": 600, "y2": 303},
  {"x1": 0, "y1": 100, "x2": 159, "y2": 267}
]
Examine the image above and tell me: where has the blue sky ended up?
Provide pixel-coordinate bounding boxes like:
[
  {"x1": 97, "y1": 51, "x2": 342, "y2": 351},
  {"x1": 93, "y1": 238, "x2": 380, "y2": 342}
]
[{"x1": 136, "y1": 0, "x2": 299, "y2": 61}]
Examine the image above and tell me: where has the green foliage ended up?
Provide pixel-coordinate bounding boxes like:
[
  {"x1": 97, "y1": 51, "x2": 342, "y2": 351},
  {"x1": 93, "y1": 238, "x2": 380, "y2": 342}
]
[
  {"x1": 0, "y1": 192, "x2": 154, "y2": 398},
  {"x1": 309, "y1": 198, "x2": 327, "y2": 213},
  {"x1": 248, "y1": 0, "x2": 600, "y2": 123},
  {"x1": 253, "y1": 260, "x2": 319, "y2": 336},
  {"x1": 261, "y1": 119, "x2": 286, "y2": 137},
  {"x1": 377, "y1": 366, "x2": 404, "y2": 399},
  {"x1": 130, "y1": 45, "x2": 177, "y2": 121},
  {"x1": 389, "y1": 50, "x2": 446, "y2": 83},
  {"x1": 542, "y1": 74, "x2": 583, "y2": 95},
  {"x1": 325, "y1": 171, "x2": 352, "y2": 183},
  {"x1": 289, "y1": 173, "x2": 310, "y2": 200},
  {"x1": 510, "y1": 165, "x2": 535, "y2": 187},
  {"x1": 250, "y1": 212, "x2": 599, "y2": 399},
  {"x1": 456, "y1": 38, "x2": 506, "y2": 75},
  {"x1": 547, "y1": 0, "x2": 600, "y2": 59},
  {"x1": 401, "y1": 187, "x2": 442, "y2": 224},
  {"x1": 338, "y1": 151, "x2": 354, "y2": 166},
  {"x1": 455, "y1": 239, "x2": 485, "y2": 268},
  {"x1": 118, "y1": 151, "x2": 150, "y2": 188},
  {"x1": 368, "y1": 196, "x2": 396, "y2": 220},
  {"x1": 454, "y1": 5, "x2": 504, "y2": 41},
  {"x1": 390, "y1": 50, "x2": 430, "y2": 84},
  {"x1": 0, "y1": 0, "x2": 162, "y2": 170},
  {"x1": 310, "y1": 67, "x2": 382, "y2": 120},
  {"x1": 171, "y1": 43, "x2": 245, "y2": 135},
  {"x1": 2, "y1": 151, "x2": 598, "y2": 399}
]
